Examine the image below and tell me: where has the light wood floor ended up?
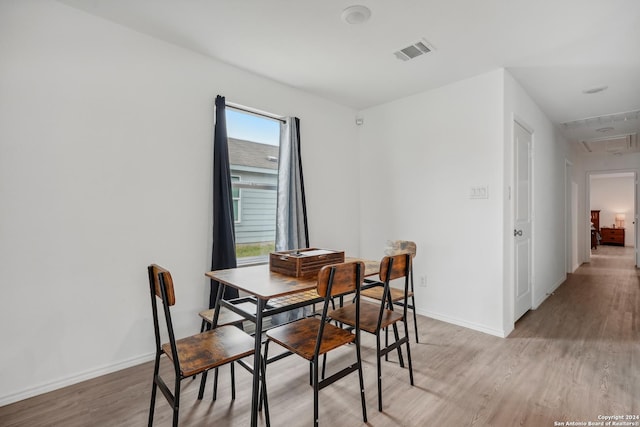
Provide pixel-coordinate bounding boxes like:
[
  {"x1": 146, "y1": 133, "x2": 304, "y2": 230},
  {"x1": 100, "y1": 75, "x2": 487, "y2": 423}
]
[{"x1": 1, "y1": 246, "x2": 638, "y2": 426}]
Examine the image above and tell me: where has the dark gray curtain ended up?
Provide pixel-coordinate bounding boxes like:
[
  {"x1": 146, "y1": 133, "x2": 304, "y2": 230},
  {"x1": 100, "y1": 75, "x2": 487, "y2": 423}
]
[
  {"x1": 210, "y1": 95, "x2": 238, "y2": 308},
  {"x1": 275, "y1": 117, "x2": 309, "y2": 251},
  {"x1": 273, "y1": 117, "x2": 310, "y2": 325}
]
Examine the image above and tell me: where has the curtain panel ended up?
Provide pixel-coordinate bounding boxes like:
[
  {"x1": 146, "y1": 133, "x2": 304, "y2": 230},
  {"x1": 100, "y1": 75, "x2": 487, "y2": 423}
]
[
  {"x1": 276, "y1": 117, "x2": 309, "y2": 251},
  {"x1": 210, "y1": 95, "x2": 238, "y2": 307}
]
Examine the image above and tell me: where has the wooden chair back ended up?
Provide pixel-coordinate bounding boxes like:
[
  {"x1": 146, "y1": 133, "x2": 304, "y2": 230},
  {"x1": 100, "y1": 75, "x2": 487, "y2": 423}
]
[
  {"x1": 384, "y1": 240, "x2": 417, "y2": 258},
  {"x1": 149, "y1": 263, "x2": 176, "y2": 306},
  {"x1": 379, "y1": 253, "x2": 411, "y2": 282},
  {"x1": 317, "y1": 261, "x2": 365, "y2": 297},
  {"x1": 381, "y1": 241, "x2": 416, "y2": 300},
  {"x1": 375, "y1": 253, "x2": 411, "y2": 332},
  {"x1": 315, "y1": 261, "x2": 364, "y2": 358}
]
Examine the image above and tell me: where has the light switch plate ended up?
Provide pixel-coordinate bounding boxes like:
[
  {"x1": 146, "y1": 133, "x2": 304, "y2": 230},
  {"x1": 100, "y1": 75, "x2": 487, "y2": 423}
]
[{"x1": 470, "y1": 186, "x2": 489, "y2": 199}]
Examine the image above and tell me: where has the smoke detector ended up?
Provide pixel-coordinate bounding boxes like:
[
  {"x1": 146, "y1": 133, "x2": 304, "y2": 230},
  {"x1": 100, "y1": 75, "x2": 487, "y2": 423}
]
[
  {"x1": 394, "y1": 39, "x2": 435, "y2": 61},
  {"x1": 341, "y1": 5, "x2": 371, "y2": 24}
]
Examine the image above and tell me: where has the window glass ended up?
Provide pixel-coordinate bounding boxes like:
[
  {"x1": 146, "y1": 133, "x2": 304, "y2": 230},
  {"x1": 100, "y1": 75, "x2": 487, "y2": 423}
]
[{"x1": 226, "y1": 108, "x2": 280, "y2": 263}]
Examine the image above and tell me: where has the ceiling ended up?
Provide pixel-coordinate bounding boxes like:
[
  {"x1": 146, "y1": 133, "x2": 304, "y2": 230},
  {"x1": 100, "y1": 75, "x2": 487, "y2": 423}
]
[{"x1": 58, "y1": 0, "x2": 640, "y2": 155}]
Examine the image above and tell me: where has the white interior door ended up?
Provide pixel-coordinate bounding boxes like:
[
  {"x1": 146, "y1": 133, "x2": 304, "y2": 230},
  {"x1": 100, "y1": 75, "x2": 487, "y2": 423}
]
[{"x1": 514, "y1": 121, "x2": 533, "y2": 321}]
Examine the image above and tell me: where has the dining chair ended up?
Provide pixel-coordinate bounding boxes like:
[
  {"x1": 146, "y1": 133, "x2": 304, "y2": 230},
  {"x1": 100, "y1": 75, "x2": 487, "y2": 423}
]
[
  {"x1": 329, "y1": 253, "x2": 414, "y2": 412},
  {"x1": 147, "y1": 264, "x2": 269, "y2": 427},
  {"x1": 361, "y1": 240, "x2": 419, "y2": 343},
  {"x1": 263, "y1": 261, "x2": 367, "y2": 427}
]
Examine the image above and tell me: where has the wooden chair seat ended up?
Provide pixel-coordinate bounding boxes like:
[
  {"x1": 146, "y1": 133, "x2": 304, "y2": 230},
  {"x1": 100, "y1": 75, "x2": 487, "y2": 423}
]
[
  {"x1": 198, "y1": 306, "x2": 247, "y2": 328},
  {"x1": 266, "y1": 317, "x2": 355, "y2": 361},
  {"x1": 330, "y1": 301, "x2": 403, "y2": 334},
  {"x1": 361, "y1": 285, "x2": 413, "y2": 302},
  {"x1": 161, "y1": 325, "x2": 254, "y2": 377}
]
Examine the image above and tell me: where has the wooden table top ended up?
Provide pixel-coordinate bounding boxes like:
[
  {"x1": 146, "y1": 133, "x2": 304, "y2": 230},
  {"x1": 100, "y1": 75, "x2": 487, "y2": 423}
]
[{"x1": 205, "y1": 257, "x2": 380, "y2": 300}]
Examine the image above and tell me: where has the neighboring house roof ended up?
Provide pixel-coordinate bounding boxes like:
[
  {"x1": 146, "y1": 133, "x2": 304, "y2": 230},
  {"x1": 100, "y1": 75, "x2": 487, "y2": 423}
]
[{"x1": 228, "y1": 137, "x2": 279, "y2": 170}]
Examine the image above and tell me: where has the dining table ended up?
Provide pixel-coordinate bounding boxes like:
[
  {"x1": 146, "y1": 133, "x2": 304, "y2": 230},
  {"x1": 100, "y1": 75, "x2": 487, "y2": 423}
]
[{"x1": 205, "y1": 257, "x2": 380, "y2": 427}]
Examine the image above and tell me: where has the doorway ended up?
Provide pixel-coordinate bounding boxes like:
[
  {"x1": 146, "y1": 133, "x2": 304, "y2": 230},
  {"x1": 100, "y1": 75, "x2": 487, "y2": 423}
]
[{"x1": 587, "y1": 171, "x2": 638, "y2": 267}]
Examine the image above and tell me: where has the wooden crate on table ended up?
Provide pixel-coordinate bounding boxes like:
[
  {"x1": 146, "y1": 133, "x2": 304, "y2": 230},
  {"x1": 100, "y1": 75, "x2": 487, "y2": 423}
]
[{"x1": 269, "y1": 248, "x2": 345, "y2": 278}]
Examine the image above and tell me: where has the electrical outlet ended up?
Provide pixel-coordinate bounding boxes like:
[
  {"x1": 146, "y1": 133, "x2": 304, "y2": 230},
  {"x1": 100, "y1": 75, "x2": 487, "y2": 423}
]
[{"x1": 419, "y1": 275, "x2": 427, "y2": 288}]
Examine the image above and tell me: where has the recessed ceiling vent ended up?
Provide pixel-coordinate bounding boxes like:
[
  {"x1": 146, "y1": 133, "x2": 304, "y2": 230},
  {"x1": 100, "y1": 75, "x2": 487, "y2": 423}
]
[
  {"x1": 394, "y1": 39, "x2": 435, "y2": 61},
  {"x1": 561, "y1": 109, "x2": 640, "y2": 130},
  {"x1": 580, "y1": 133, "x2": 637, "y2": 155}
]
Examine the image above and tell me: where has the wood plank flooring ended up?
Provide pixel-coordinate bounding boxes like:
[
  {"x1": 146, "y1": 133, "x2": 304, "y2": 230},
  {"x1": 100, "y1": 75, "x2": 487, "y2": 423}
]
[{"x1": 1, "y1": 246, "x2": 638, "y2": 426}]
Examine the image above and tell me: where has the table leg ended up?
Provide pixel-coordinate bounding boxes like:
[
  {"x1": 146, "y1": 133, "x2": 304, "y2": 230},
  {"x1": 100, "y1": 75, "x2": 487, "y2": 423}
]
[
  {"x1": 212, "y1": 283, "x2": 224, "y2": 328},
  {"x1": 251, "y1": 298, "x2": 266, "y2": 427}
]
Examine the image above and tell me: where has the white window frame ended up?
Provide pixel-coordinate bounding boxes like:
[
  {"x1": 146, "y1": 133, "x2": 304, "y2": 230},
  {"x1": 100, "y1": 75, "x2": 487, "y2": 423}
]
[{"x1": 231, "y1": 175, "x2": 241, "y2": 223}]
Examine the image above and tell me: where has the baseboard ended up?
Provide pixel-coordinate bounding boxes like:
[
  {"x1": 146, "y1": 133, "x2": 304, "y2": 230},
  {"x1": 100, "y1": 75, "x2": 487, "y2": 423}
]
[
  {"x1": 416, "y1": 308, "x2": 508, "y2": 338},
  {"x1": 532, "y1": 275, "x2": 566, "y2": 309},
  {"x1": 0, "y1": 352, "x2": 155, "y2": 407}
]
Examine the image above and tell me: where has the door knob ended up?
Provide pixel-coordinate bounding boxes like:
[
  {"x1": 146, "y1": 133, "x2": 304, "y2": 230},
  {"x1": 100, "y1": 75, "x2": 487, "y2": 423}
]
[{"x1": 514, "y1": 229, "x2": 523, "y2": 237}]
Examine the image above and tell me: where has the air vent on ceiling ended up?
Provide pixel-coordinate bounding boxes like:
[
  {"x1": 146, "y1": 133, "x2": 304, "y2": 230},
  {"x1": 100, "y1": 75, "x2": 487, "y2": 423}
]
[
  {"x1": 394, "y1": 39, "x2": 435, "y2": 61},
  {"x1": 562, "y1": 109, "x2": 640, "y2": 130},
  {"x1": 580, "y1": 133, "x2": 637, "y2": 155}
]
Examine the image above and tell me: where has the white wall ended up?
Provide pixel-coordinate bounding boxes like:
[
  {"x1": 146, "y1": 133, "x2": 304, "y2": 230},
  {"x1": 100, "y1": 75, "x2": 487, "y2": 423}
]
[
  {"x1": 358, "y1": 70, "x2": 506, "y2": 337},
  {"x1": 356, "y1": 69, "x2": 571, "y2": 338},
  {"x1": 0, "y1": 1, "x2": 359, "y2": 405},
  {"x1": 503, "y1": 72, "x2": 570, "y2": 332},
  {"x1": 590, "y1": 176, "x2": 636, "y2": 247}
]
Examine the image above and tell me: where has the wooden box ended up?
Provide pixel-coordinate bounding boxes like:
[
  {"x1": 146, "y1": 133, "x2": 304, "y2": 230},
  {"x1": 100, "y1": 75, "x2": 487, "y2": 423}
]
[{"x1": 269, "y1": 248, "x2": 345, "y2": 278}]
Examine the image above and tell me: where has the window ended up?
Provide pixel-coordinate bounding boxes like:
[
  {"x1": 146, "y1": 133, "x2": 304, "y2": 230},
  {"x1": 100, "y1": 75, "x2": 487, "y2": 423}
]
[
  {"x1": 231, "y1": 175, "x2": 241, "y2": 223},
  {"x1": 226, "y1": 107, "x2": 281, "y2": 263}
]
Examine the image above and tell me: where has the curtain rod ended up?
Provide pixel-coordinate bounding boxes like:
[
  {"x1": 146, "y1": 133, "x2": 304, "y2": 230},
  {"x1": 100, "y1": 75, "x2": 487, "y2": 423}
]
[{"x1": 226, "y1": 102, "x2": 286, "y2": 124}]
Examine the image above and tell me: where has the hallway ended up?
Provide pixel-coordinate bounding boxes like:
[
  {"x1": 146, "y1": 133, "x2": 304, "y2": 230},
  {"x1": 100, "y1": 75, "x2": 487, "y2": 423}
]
[{"x1": 506, "y1": 245, "x2": 639, "y2": 424}]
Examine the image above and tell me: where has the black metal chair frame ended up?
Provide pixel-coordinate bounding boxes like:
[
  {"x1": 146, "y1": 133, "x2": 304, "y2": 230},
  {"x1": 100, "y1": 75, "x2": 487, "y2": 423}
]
[
  {"x1": 376, "y1": 254, "x2": 414, "y2": 409},
  {"x1": 147, "y1": 265, "x2": 269, "y2": 427},
  {"x1": 263, "y1": 262, "x2": 368, "y2": 427},
  {"x1": 332, "y1": 254, "x2": 414, "y2": 412},
  {"x1": 363, "y1": 247, "x2": 419, "y2": 344},
  {"x1": 393, "y1": 262, "x2": 419, "y2": 343}
]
